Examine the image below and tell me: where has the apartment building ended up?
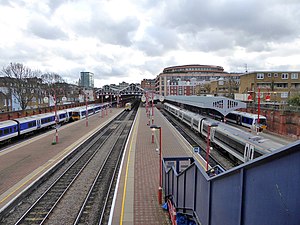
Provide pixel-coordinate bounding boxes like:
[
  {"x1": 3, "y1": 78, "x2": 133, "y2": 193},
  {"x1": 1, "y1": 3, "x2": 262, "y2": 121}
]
[{"x1": 239, "y1": 71, "x2": 300, "y2": 103}]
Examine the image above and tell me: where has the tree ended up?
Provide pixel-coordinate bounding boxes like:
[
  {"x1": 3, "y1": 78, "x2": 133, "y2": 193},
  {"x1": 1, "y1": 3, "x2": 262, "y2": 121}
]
[
  {"x1": 2, "y1": 62, "x2": 42, "y2": 110},
  {"x1": 41, "y1": 72, "x2": 70, "y2": 105},
  {"x1": 287, "y1": 94, "x2": 300, "y2": 106},
  {"x1": 41, "y1": 72, "x2": 65, "y2": 85}
]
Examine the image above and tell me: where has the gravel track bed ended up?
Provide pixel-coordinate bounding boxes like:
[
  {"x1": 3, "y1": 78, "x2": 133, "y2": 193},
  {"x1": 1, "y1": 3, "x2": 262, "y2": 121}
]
[{"x1": 46, "y1": 126, "x2": 123, "y2": 225}]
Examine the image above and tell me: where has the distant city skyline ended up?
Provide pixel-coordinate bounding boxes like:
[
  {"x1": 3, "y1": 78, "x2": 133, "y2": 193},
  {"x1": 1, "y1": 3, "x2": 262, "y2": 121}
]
[{"x1": 1, "y1": 0, "x2": 300, "y2": 88}]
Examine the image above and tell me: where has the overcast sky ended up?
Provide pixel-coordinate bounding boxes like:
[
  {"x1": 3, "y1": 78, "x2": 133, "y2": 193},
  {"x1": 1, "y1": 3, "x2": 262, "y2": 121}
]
[{"x1": 1, "y1": 0, "x2": 300, "y2": 87}]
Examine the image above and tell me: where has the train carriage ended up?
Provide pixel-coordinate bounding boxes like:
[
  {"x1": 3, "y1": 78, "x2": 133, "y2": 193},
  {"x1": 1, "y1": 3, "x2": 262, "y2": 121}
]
[
  {"x1": 0, "y1": 103, "x2": 111, "y2": 144},
  {"x1": 164, "y1": 102, "x2": 282, "y2": 163},
  {"x1": 36, "y1": 113, "x2": 56, "y2": 129},
  {"x1": 13, "y1": 116, "x2": 39, "y2": 135},
  {"x1": 226, "y1": 111, "x2": 267, "y2": 130},
  {"x1": 0, "y1": 120, "x2": 19, "y2": 142}
]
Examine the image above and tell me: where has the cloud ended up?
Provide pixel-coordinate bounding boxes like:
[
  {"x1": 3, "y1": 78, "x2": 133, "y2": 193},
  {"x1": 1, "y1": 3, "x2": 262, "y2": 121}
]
[
  {"x1": 159, "y1": 0, "x2": 300, "y2": 52},
  {"x1": 135, "y1": 26, "x2": 179, "y2": 56},
  {"x1": 1, "y1": 0, "x2": 300, "y2": 87},
  {"x1": 27, "y1": 16, "x2": 68, "y2": 40}
]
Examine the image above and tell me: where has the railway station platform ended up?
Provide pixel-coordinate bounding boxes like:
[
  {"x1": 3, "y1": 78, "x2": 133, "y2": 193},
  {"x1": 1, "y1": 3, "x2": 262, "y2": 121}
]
[
  {"x1": 109, "y1": 107, "x2": 204, "y2": 225},
  {"x1": 0, "y1": 104, "x2": 206, "y2": 224},
  {"x1": 0, "y1": 108, "x2": 123, "y2": 211}
]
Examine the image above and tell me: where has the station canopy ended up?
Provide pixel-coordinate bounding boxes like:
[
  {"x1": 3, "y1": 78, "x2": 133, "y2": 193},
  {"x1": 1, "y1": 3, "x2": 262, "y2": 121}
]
[{"x1": 165, "y1": 95, "x2": 247, "y2": 116}]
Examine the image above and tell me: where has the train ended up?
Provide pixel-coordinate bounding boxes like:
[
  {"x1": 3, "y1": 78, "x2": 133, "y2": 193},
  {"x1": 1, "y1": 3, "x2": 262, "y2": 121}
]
[
  {"x1": 225, "y1": 111, "x2": 267, "y2": 130},
  {"x1": 164, "y1": 103, "x2": 283, "y2": 163},
  {"x1": 0, "y1": 103, "x2": 109, "y2": 144},
  {"x1": 124, "y1": 99, "x2": 139, "y2": 111},
  {"x1": 125, "y1": 102, "x2": 132, "y2": 111},
  {"x1": 71, "y1": 104, "x2": 106, "y2": 121}
]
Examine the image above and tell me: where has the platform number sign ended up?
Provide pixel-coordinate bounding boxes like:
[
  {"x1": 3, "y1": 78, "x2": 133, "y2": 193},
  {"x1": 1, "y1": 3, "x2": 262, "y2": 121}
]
[
  {"x1": 244, "y1": 143, "x2": 254, "y2": 162},
  {"x1": 193, "y1": 146, "x2": 200, "y2": 154}
]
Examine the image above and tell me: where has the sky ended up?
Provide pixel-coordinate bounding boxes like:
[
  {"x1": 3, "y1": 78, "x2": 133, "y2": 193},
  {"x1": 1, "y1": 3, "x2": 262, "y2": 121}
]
[{"x1": 1, "y1": 0, "x2": 300, "y2": 88}]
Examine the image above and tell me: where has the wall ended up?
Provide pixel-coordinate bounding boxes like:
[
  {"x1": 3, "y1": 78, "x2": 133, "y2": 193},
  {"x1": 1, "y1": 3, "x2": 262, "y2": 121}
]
[{"x1": 242, "y1": 107, "x2": 300, "y2": 139}]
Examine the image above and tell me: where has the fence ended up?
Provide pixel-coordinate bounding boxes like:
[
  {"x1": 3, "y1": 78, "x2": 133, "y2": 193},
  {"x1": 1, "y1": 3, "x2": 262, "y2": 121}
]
[{"x1": 162, "y1": 140, "x2": 300, "y2": 225}]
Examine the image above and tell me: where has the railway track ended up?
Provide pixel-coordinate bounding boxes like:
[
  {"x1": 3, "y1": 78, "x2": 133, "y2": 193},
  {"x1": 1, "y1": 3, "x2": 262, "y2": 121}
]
[
  {"x1": 0, "y1": 107, "x2": 137, "y2": 225},
  {"x1": 161, "y1": 109, "x2": 236, "y2": 170},
  {"x1": 74, "y1": 119, "x2": 131, "y2": 224}
]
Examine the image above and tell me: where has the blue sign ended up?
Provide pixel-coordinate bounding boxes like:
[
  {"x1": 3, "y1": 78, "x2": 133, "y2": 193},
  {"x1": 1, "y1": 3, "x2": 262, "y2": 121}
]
[{"x1": 193, "y1": 146, "x2": 200, "y2": 153}]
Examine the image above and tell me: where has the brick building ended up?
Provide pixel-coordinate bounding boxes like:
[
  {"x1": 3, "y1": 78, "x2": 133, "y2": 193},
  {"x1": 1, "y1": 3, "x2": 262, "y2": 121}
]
[
  {"x1": 141, "y1": 79, "x2": 155, "y2": 91},
  {"x1": 239, "y1": 71, "x2": 300, "y2": 103},
  {"x1": 155, "y1": 64, "x2": 241, "y2": 96}
]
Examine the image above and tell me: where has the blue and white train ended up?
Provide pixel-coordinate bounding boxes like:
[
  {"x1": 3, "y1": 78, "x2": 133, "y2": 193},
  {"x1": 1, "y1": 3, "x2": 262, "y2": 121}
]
[
  {"x1": 225, "y1": 111, "x2": 267, "y2": 130},
  {"x1": 164, "y1": 103, "x2": 283, "y2": 163},
  {"x1": 71, "y1": 103, "x2": 109, "y2": 121},
  {"x1": 0, "y1": 103, "x2": 109, "y2": 144}
]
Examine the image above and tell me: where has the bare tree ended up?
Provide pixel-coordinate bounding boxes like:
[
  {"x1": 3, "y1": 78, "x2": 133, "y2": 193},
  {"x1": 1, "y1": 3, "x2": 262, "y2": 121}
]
[
  {"x1": 41, "y1": 72, "x2": 65, "y2": 85},
  {"x1": 2, "y1": 62, "x2": 42, "y2": 110}
]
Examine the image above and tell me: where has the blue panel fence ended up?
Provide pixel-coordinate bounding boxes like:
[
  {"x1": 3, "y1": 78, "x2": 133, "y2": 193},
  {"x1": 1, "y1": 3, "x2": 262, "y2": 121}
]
[{"x1": 162, "y1": 140, "x2": 300, "y2": 225}]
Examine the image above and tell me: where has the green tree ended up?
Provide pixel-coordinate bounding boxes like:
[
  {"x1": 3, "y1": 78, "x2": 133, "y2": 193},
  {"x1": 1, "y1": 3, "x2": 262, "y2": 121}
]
[{"x1": 287, "y1": 94, "x2": 300, "y2": 106}]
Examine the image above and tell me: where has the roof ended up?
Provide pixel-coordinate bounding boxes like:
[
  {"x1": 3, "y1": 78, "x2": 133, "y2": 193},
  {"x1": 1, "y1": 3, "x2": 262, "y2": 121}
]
[{"x1": 165, "y1": 95, "x2": 247, "y2": 116}]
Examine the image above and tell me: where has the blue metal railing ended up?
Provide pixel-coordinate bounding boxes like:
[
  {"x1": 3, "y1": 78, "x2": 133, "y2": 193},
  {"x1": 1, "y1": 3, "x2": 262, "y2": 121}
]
[{"x1": 162, "y1": 140, "x2": 300, "y2": 225}]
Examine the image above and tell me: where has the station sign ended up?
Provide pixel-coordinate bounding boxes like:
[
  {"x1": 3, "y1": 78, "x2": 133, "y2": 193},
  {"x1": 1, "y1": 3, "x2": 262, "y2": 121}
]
[{"x1": 159, "y1": 95, "x2": 165, "y2": 102}]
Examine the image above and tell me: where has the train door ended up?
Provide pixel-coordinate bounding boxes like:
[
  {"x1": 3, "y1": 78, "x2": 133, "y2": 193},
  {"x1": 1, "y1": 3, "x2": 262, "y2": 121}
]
[
  {"x1": 37, "y1": 119, "x2": 41, "y2": 129},
  {"x1": 237, "y1": 115, "x2": 242, "y2": 125}
]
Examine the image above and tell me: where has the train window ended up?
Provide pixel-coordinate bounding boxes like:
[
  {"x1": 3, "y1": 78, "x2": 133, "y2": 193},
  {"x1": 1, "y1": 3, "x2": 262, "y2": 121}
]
[
  {"x1": 242, "y1": 117, "x2": 253, "y2": 125},
  {"x1": 4, "y1": 128, "x2": 9, "y2": 135},
  {"x1": 0, "y1": 130, "x2": 2, "y2": 136}
]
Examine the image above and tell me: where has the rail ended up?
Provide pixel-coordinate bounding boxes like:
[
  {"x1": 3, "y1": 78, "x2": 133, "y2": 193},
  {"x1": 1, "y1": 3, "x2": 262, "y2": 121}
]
[
  {"x1": 74, "y1": 114, "x2": 132, "y2": 224},
  {"x1": 14, "y1": 115, "x2": 125, "y2": 224}
]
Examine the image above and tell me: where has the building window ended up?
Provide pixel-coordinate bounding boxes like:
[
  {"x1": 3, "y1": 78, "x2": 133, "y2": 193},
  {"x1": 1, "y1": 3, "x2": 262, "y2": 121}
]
[
  {"x1": 275, "y1": 83, "x2": 288, "y2": 88},
  {"x1": 291, "y1": 73, "x2": 298, "y2": 79},
  {"x1": 274, "y1": 73, "x2": 278, "y2": 77},
  {"x1": 281, "y1": 92, "x2": 289, "y2": 98},
  {"x1": 267, "y1": 73, "x2": 272, "y2": 77},
  {"x1": 281, "y1": 73, "x2": 289, "y2": 79},
  {"x1": 257, "y1": 73, "x2": 264, "y2": 79}
]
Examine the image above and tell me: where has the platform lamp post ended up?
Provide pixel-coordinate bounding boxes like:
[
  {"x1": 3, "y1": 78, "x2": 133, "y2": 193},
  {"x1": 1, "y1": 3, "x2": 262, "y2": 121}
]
[
  {"x1": 146, "y1": 92, "x2": 149, "y2": 121},
  {"x1": 152, "y1": 92, "x2": 154, "y2": 125},
  {"x1": 101, "y1": 93, "x2": 104, "y2": 118},
  {"x1": 110, "y1": 94, "x2": 112, "y2": 113},
  {"x1": 150, "y1": 124, "x2": 162, "y2": 205}
]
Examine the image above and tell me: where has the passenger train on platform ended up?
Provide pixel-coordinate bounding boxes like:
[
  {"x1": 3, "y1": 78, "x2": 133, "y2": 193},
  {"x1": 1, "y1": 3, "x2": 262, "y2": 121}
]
[
  {"x1": 71, "y1": 104, "x2": 104, "y2": 121},
  {"x1": 0, "y1": 103, "x2": 109, "y2": 144},
  {"x1": 164, "y1": 103, "x2": 283, "y2": 163},
  {"x1": 225, "y1": 111, "x2": 267, "y2": 130}
]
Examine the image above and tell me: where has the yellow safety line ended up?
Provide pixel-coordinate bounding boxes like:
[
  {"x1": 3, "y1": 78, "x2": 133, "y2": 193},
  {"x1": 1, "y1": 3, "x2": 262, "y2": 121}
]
[{"x1": 119, "y1": 111, "x2": 139, "y2": 225}]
